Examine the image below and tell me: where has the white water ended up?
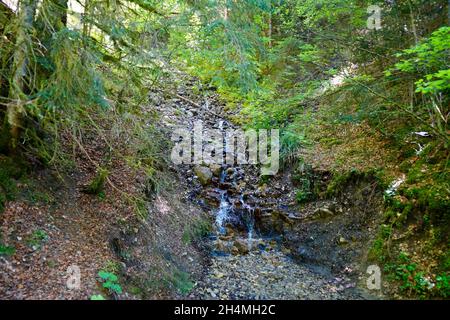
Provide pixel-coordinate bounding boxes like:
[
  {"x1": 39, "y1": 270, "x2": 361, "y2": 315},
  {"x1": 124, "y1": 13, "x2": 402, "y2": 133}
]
[
  {"x1": 385, "y1": 175, "x2": 406, "y2": 196},
  {"x1": 240, "y1": 194, "x2": 256, "y2": 250},
  {"x1": 215, "y1": 169, "x2": 256, "y2": 248},
  {"x1": 215, "y1": 191, "x2": 230, "y2": 234}
]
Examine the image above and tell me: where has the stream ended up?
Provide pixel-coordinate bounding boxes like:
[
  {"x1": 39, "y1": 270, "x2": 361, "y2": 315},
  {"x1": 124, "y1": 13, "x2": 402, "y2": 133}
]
[{"x1": 152, "y1": 78, "x2": 377, "y2": 300}]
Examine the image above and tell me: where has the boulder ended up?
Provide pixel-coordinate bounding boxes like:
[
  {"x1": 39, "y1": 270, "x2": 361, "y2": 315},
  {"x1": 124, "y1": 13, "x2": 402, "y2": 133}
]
[{"x1": 194, "y1": 166, "x2": 213, "y2": 186}]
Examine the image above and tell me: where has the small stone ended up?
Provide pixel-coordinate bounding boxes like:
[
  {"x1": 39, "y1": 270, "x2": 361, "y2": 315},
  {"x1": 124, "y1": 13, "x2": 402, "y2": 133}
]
[{"x1": 314, "y1": 207, "x2": 334, "y2": 217}]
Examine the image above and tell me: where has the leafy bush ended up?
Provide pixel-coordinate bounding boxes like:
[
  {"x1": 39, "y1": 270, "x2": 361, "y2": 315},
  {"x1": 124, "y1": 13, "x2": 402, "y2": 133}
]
[
  {"x1": 386, "y1": 26, "x2": 450, "y2": 145},
  {"x1": 436, "y1": 274, "x2": 450, "y2": 298},
  {"x1": 98, "y1": 271, "x2": 123, "y2": 295},
  {"x1": 385, "y1": 252, "x2": 450, "y2": 299}
]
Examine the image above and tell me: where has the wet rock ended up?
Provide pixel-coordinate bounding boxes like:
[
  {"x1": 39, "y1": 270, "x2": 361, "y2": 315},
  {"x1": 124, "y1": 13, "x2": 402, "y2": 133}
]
[
  {"x1": 205, "y1": 190, "x2": 221, "y2": 205},
  {"x1": 226, "y1": 168, "x2": 235, "y2": 175},
  {"x1": 194, "y1": 166, "x2": 213, "y2": 186},
  {"x1": 219, "y1": 182, "x2": 233, "y2": 190}
]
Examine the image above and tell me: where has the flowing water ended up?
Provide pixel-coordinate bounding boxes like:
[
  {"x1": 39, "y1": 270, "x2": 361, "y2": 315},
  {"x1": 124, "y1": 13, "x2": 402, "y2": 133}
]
[{"x1": 151, "y1": 81, "x2": 377, "y2": 300}]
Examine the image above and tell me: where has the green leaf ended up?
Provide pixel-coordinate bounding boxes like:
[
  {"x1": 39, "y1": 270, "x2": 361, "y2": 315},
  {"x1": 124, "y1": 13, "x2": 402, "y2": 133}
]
[{"x1": 98, "y1": 271, "x2": 118, "y2": 282}]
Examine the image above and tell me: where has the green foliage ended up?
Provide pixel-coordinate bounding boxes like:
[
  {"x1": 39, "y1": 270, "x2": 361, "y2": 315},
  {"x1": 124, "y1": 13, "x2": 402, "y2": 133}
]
[
  {"x1": 293, "y1": 161, "x2": 315, "y2": 203},
  {"x1": 0, "y1": 244, "x2": 15, "y2": 256},
  {"x1": 182, "y1": 218, "x2": 211, "y2": 245},
  {"x1": 0, "y1": 156, "x2": 26, "y2": 212},
  {"x1": 382, "y1": 250, "x2": 450, "y2": 299},
  {"x1": 84, "y1": 168, "x2": 109, "y2": 195},
  {"x1": 326, "y1": 169, "x2": 358, "y2": 197},
  {"x1": 368, "y1": 224, "x2": 392, "y2": 263},
  {"x1": 98, "y1": 270, "x2": 123, "y2": 295},
  {"x1": 102, "y1": 260, "x2": 122, "y2": 274},
  {"x1": 385, "y1": 145, "x2": 450, "y2": 227},
  {"x1": 436, "y1": 274, "x2": 450, "y2": 298},
  {"x1": 164, "y1": 269, "x2": 194, "y2": 295},
  {"x1": 390, "y1": 27, "x2": 450, "y2": 95},
  {"x1": 385, "y1": 26, "x2": 450, "y2": 145},
  {"x1": 280, "y1": 127, "x2": 309, "y2": 164},
  {"x1": 90, "y1": 294, "x2": 106, "y2": 300},
  {"x1": 26, "y1": 230, "x2": 48, "y2": 249}
]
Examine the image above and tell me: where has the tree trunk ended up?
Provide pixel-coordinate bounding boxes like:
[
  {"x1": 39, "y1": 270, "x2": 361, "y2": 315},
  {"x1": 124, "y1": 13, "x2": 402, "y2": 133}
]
[{"x1": 7, "y1": 0, "x2": 37, "y2": 151}]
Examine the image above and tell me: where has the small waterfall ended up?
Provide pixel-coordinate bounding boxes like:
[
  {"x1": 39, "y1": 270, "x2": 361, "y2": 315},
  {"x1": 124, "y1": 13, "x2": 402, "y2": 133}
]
[
  {"x1": 215, "y1": 191, "x2": 230, "y2": 234},
  {"x1": 219, "y1": 169, "x2": 227, "y2": 183},
  {"x1": 240, "y1": 194, "x2": 255, "y2": 250},
  {"x1": 214, "y1": 168, "x2": 258, "y2": 250}
]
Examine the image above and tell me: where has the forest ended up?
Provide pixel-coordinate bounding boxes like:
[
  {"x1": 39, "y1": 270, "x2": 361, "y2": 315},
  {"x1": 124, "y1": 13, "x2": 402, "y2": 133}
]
[{"x1": 0, "y1": 0, "x2": 449, "y2": 301}]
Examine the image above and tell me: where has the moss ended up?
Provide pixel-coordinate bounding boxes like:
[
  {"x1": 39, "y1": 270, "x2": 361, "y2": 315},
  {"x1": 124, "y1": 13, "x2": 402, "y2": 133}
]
[
  {"x1": 368, "y1": 224, "x2": 392, "y2": 263},
  {"x1": 0, "y1": 155, "x2": 28, "y2": 212},
  {"x1": 164, "y1": 269, "x2": 194, "y2": 295},
  {"x1": 133, "y1": 197, "x2": 148, "y2": 220},
  {"x1": 372, "y1": 144, "x2": 449, "y2": 298},
  {"x1": 84, "y1": 168, "x2": 109, "y2": 195},
  {"x1": 182, "y1": 217, "x2": 211, "y2": 245},
  {"x1": 325, "y1": 169, "x2": 385, "y2": 197},
  {"x1": 0, "y1": 122, "x2": 11, "y2": 154}
]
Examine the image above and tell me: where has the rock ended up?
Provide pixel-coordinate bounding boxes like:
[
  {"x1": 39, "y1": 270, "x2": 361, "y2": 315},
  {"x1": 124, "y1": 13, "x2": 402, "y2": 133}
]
[
  {"x1": 232, "y1": 239, "x2": 249, "y2": 255},
  {"x1": 210, "y1": 164, "x2": 222, "y2": 177},
  {"x1": 219, "y1": 182, "x2": 233, "y2": 190},
  {"x1": 194, "y1": 166, "x2": 213, "y2": 186},
  {"x1": 226, "y1": 168, "x2": 235, "y2": 175},
  {"x1": 215, "y1": 240, "x2": 227, "y2": 252},
  {"x1": 313, "y1": 207, "x2": 335, "y2": 217},
  {"x1": 205, "y1": 190, "x2": 221, "y2": 205},
  {"x1": 207, "y1": 288, "x2": 217, "y2": 298},
  {"x1": 219, "y1": 235, "x2": 233, "y2": 241}
]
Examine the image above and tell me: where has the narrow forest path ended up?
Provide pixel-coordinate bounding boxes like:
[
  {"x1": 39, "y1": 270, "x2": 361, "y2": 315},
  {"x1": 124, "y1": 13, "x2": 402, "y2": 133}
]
[{"x1": 152, "y1": 75, "x2": 377, "y2": 300}]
